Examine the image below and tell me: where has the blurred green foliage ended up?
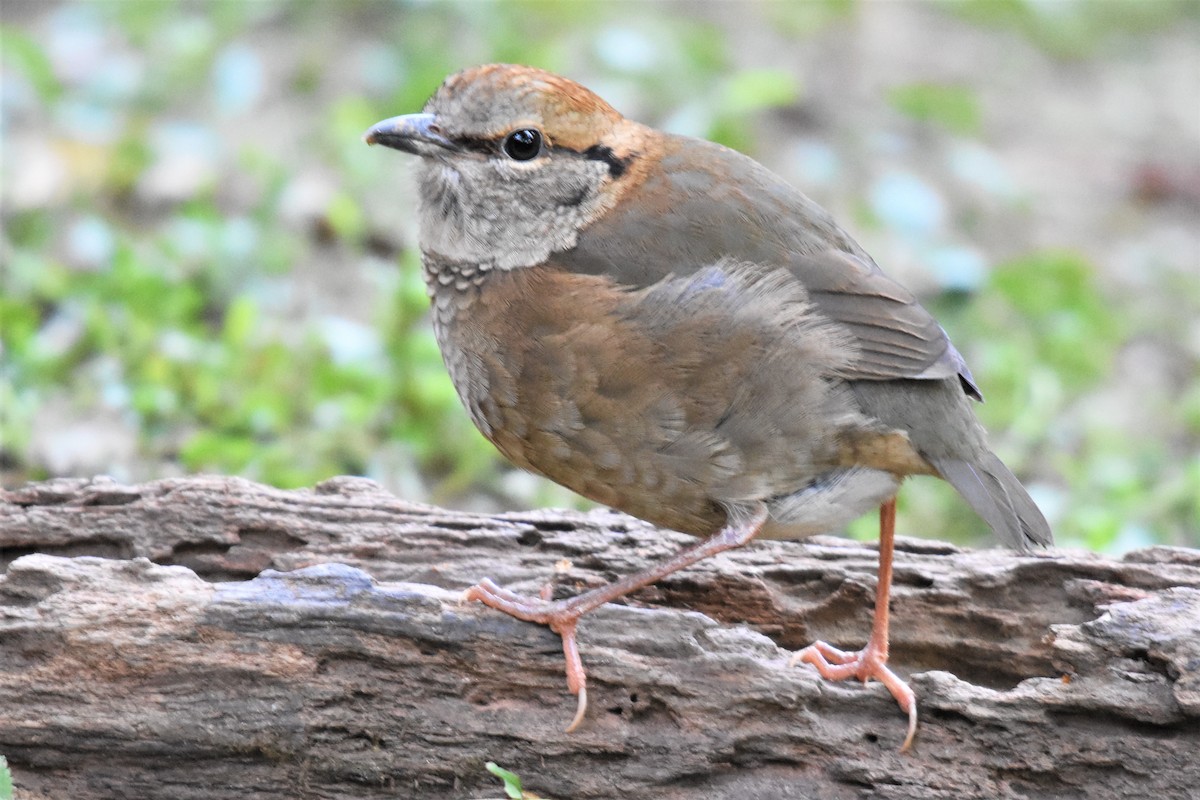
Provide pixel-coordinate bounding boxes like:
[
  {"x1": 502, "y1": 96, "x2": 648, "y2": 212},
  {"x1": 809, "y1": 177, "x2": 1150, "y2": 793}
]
[
  {"x1": 888, "y1": 84, "x2": 980, "y2": 137},
  {"x1": 951, "y1": 0, "x2": 1200, "y2": 58},
  {"x1": 2, "y1": 0, "x2": 1197, "y2": 551}
]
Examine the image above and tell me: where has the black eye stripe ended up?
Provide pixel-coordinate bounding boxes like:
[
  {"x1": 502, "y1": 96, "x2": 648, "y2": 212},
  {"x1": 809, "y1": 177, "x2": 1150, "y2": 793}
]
[
  {"x1": 579, "y1": 144, "x2": 628, "y2": 179},
  {"x1": 446, "y1": 133, "x2": 632, "y2": 178},
  {"x1": 453, "y1": 136, "x2": 496, "y2": 155}
]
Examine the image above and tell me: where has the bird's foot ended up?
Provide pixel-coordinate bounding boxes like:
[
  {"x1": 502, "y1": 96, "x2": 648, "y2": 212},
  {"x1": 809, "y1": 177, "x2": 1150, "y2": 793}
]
[
  {"x1": 460, "y1": 508, "x2": 769, "y2": 734},
  {"x1": 790, "y1": 639, "x2": 918, "y2": 751},
  {"x1": 462, "y1": 578, "x2": 589, "y2": 732}
]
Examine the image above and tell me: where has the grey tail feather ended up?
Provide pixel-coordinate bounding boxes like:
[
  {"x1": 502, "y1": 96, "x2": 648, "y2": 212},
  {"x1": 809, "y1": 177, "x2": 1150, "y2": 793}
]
[{"x1": 931, "y1": 453, "x2": 1053, "y2": 551}]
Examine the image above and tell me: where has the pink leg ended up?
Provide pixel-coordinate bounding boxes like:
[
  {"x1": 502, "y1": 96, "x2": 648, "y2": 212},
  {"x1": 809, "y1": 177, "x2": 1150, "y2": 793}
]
[
  {"x1": 790, "y1": 498, "x2": 918, "y2": 751},
  {"x1": 464, "y1": 504, "x2": 768, "y2": 732}
]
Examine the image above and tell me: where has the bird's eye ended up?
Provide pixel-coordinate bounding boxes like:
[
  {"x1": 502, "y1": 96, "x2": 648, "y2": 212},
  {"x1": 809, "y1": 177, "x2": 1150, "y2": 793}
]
[{"x1": 502, "y1": 129, "x2": 543, "y2": 161}]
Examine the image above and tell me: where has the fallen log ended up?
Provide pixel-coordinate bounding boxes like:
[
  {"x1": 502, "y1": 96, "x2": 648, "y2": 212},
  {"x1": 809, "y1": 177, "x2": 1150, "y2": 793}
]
[{"x1": 1, "y1": 476, "x2": 1197, "y2": 799}]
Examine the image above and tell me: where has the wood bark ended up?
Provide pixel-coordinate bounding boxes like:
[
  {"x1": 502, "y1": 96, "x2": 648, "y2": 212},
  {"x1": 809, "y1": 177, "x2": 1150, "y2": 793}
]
[{"x1": 1, "y1": 475, "x2": 1198, "y2": 799}]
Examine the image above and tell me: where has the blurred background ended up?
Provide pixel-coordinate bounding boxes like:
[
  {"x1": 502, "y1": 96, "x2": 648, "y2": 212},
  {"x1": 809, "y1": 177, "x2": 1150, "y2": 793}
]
[{"x1": 2, "y1": 0, "x2": 1198, "y2": 552}]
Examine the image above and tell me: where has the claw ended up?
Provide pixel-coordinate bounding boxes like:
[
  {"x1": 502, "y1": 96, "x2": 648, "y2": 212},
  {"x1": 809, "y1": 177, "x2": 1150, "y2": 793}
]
[
  {"x1": 459, "y1": 506, "x2": 768, "y2": 733},
  {"x1": 901, "y1": 699, "x2": 917, "y2": 752},
  {"x1": 463, "y1": 579, "x2": 591, "y2": 731},
  {"x1": 789, "y1": 498, "x2": 919, "y2": 750},
  {"x1": 792, "y1": 638, "x2": 918, "y2": 750},
  {"x1": 565, "y1": 686, "x2": 588, "y2": 733}
]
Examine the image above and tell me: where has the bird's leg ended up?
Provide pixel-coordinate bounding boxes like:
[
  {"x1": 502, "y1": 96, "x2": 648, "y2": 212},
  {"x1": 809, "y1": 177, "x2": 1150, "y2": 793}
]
[
  {"x1": 463, "y1": 504, "x2": 768, "y2": 732},
  {"x1": 790, "y1": 497, "x2": 918, "y2": 751}
]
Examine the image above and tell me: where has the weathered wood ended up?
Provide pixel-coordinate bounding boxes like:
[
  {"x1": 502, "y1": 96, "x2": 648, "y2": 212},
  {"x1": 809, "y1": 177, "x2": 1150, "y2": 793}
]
[{"x1": 1, "y1": 475, "x2": 1198, "y2": 799}]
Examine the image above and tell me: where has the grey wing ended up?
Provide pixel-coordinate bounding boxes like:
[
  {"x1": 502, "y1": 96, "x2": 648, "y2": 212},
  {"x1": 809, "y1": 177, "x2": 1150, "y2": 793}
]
[{"x1": 788, "y1": 249, "x2": 982, "y2": 401}]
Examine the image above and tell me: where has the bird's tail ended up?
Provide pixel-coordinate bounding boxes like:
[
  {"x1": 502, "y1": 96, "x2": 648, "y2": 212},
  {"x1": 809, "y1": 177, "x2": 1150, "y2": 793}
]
[{"x1": 931, "y1": 452, "x2": 1052, "y2": 551}]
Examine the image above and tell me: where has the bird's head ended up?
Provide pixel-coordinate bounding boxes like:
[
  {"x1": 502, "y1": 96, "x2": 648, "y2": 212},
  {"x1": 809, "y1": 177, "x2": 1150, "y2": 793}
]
[{"x1": 366, "y1": 64, "x2": 646, "y2": 270}]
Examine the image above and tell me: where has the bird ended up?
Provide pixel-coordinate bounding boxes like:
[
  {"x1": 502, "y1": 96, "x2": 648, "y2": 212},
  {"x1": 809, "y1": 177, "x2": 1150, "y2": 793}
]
[{"x1": 363, "y1": 63, "x2": 1052, "y2": 750}]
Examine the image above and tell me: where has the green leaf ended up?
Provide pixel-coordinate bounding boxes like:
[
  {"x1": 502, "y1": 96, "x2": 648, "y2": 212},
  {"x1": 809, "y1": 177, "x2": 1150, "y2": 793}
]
[
  {"x1": 0, "y1": 754, "x2": 14, "y2": 800},
  {"x1": 326, "y1": 192, "x2": 366, "y2": 242},
  {"x1": 888, "y1": 83, "x2": 981, "y2": 136},
  {"x1": 950, "y1": 0, "x2": 1197, "y2": 59},
  {"x1": 109, "y1": 125, "x2": 154, "y2": 193},
  {"x1": 486, "y1": 761, "x2": 525, "y2": 799},
  {"x1": 982, "y1": 249, "x2": 1119, "y2": 390},
  {"x1": 0, "y1": 26, "x2": 62, "y2": 101},
  {"x1": 180, "y1": 430, "x2": 258, "y2": 473},
  {"x1": 722, "y1": 68, "x2": 802, "y2": 114},
  {"x1": 221, "y1": 295, "x2": 259, "y2": 348}
]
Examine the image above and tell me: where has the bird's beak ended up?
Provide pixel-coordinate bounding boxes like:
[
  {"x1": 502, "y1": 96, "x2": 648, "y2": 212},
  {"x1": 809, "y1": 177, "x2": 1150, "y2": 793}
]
[{"x1": 362, "y1": 113, "x2": 456, "y2": 154}]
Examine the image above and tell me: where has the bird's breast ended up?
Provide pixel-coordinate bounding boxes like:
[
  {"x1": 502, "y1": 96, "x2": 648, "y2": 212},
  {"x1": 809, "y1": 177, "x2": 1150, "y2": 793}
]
[{"x1": 421, "y1": 256, "x2": 882, "y2": 537}]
